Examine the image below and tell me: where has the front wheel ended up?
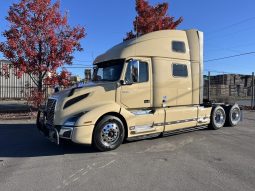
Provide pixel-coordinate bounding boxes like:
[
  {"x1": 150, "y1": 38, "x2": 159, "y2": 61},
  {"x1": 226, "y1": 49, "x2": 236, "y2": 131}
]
[
  {"x1": 209, "y1": 106, "x2": 226, "y2": 130},
  {"x1": 93, "y1": 115, "x2": 125, "y2": 151}
]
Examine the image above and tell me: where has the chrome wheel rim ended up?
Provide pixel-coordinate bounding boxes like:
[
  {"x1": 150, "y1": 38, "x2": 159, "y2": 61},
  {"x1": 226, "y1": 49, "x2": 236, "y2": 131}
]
[
  {"x1": 214, "y1": 109, "x2": 225, "y2": 127},
  {"x1": 231, "y1": 108, "x2": 240, "y2": 123},
  {"x1": 101, "y1": 122, "x2": 120, "y2": 146}
]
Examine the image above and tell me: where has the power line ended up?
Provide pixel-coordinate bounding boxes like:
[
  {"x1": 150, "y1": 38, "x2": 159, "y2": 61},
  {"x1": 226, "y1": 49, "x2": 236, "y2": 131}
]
[
  {"x1": 207, "y1": 42, "x2": 255, "y2": 52},
  {"x1": 67, "y1": 64, "x2": 92, "y2": 66},
  {"x1": 62, "y1": 67, "x2": 93, "y2": 69},
  {"x1": 204, "y1": 69, "x2": 242, "y2": 75},
  {"x1": 207, "y1": 16, "x2": 255, "y2": 36},
  {"x1": 205, "y1": 51, "x2": 255, "y2": 63},
  {"x1": 73, "y1": 59, "x2": 93, "y2": 63},
  {"x1": 206, "y1": 26, "x2": 255, "y2": 42}
]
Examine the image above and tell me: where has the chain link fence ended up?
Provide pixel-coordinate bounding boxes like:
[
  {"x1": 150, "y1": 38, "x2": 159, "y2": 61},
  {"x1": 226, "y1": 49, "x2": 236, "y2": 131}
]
[{"x1": 0, "y1": 85, "x2": 52, "y2": 100}]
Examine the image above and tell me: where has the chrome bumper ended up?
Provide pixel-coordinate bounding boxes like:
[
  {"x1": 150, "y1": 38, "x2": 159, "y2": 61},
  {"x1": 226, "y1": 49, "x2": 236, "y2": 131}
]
[
  {"x1": 59, "y1": 126, "x2": 74, "y2": 139},
  {"x1": 36, "y1": 109, "x2": 60, "y2": 144},
  {"x1": 36, "y1": 109, "x2": 75, "y2": 144}
]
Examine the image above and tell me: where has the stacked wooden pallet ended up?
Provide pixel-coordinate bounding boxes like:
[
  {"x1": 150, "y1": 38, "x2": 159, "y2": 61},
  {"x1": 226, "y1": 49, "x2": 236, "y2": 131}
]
[
  {"x1": 203, "y1": 73, "x2": 255, "y2": 98},
  {"x1": 209, "y1": 85, "x2": 229, "y2": 96}
]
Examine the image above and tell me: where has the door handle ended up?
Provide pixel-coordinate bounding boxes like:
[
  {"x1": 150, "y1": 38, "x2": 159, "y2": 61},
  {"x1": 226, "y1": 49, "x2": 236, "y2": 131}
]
[{"x1": 144, "y1": 100, "x2": 150, "y2": 103}]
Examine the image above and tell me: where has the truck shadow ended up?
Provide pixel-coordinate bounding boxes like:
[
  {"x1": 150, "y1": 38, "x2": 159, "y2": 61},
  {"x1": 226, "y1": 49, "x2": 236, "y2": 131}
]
[{"x1": 0, "y1": 123, "x2": 97, "y2": 158}]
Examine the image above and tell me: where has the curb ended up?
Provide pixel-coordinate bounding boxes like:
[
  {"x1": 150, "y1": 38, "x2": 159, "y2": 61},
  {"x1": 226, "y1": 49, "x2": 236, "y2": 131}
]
[
  {"x1": 0, "y1": 116, "x2": 34, "y2": 120},
  {"x1": 0, "y1": 112, "x2": 37, "y2": 120}
]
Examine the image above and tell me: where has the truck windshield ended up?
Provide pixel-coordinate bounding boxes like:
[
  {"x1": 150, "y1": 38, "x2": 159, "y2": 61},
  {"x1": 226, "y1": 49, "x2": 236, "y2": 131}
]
[{"x1": 93, "y1": 59, "x2": 124, "y2": 82}]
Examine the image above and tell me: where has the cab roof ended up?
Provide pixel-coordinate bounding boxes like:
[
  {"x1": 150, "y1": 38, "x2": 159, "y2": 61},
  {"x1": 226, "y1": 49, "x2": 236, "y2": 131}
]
[{"x1": 94, "y1": 29, "x2": 200, "y2": 64}]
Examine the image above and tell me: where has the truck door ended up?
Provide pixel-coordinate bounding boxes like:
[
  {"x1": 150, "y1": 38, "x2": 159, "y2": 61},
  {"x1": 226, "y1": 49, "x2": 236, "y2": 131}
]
[
  {"x1": 120, "y1": 59, "x2": 152, "y2": 109},
  {"x1": 163, "y1": 60, "x2": 198, "y2": 132}
]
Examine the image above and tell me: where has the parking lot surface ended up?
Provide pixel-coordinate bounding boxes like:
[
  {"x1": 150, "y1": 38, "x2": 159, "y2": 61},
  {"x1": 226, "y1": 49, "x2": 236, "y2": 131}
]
[{"x1": 0, "y1": 111, "x2": 255, "y2": 191}]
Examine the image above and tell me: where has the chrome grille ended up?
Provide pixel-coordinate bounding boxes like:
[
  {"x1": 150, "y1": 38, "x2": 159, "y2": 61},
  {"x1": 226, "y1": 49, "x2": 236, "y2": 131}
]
[{"x1": 46, "y1": 98, "x2": 56, "y2": 127}]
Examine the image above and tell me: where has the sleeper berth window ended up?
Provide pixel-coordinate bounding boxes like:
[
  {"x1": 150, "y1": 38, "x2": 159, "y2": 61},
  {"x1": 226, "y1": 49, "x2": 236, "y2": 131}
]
[
  {"x1": 172, "y1": 41, "x2": 186, "y2": 53},
  {"x1": 172, "y1": 64, "x2": 188, "y2": 77}
]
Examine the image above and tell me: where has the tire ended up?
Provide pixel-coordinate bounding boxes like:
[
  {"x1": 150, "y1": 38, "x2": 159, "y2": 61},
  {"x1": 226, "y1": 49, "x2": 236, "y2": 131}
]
[
  {"x1": 209, "y1": 106, "x2": 226, "y2": 130},
  {"x1": 93, "y1": 115, "x2": 125, "y2": 151},
  {"x1": 225, "y1": 104, "x2": 241, "y2": 127}
]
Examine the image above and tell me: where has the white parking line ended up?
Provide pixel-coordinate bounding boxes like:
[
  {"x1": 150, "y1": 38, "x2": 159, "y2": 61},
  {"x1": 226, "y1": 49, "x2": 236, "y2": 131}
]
[
  {"x1": 73, "y1": 177, "x2": 79, "y2": 182},
  {"x1": 98, "y1": 160, "x2": 116, "y2": 169},
  {"x1": 58, "y1": 159, "x2": 117, "y2": 190}
]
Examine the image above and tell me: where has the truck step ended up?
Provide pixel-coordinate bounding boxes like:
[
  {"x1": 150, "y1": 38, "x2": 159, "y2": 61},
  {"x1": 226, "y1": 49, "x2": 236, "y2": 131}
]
[
  {"x1": 163, "y1": 126, "x2": 207, "y2": 137},
  {"x1": 126, "y1": 133, "x2": 161, "y2": 142},
  {"x1": 130, "y1": 124, "x2": 156, "y2": 134}
]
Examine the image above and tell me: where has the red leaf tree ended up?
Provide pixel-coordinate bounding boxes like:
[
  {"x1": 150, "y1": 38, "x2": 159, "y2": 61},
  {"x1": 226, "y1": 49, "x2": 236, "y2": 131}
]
[
  {"x1": 0, "y1": 0, "x2": 85, "y2": 106},
  {"x1": 44, "y1": 68, "x2": 72, "y2": 88},
  {"x1": 124, "y1": 0, "x2": 183, "y2": 41}
]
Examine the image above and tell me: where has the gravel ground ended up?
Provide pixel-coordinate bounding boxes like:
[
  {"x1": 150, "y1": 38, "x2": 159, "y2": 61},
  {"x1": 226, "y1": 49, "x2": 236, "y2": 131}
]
[{"x1": 0, "y1": 111, "x2": 254, "y2": 191}]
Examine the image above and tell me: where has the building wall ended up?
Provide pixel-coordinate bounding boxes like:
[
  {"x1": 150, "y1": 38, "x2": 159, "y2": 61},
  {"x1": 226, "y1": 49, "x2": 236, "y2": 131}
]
[{"x1": 0, "y1": 60, "x2": 36, "y2": 99}]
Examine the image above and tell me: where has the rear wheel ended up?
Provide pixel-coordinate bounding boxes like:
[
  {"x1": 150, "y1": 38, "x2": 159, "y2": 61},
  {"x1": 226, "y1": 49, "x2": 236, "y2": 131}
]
[
  {"x1": 93, "y1": 115, "x2": 125, "y2": 151},
  {"x1": 225, "y1": 104, "x2": 241, "y2": 127},
  {"x1": 209, "y1": 106, "x2": 226, "y2": 130}
]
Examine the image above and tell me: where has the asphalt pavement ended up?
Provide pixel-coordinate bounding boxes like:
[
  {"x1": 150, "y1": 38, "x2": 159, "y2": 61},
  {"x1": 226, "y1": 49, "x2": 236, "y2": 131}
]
[
  {"x1": 0, "y1": 111, "x2": 255, "y2": 191},
  {"x1": 0, "y1": 101, "x2": 30, "y2": 113}
]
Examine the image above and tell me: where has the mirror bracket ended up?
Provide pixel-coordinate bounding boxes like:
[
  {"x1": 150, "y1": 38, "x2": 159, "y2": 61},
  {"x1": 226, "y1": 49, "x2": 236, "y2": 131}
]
[{"x1": 120, "y1": 80, "x2": 132, "y2": 86}]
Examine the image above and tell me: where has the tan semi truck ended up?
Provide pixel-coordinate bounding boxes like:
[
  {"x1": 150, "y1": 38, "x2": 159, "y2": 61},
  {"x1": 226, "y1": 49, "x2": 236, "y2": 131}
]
[{"x1": 37, "y1": 29, "x2": 241, "y2": 151}]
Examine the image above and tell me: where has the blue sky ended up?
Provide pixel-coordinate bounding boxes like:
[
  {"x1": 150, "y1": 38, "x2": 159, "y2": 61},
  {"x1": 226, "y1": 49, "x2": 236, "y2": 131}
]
[{"x1": 1, "y1": 0, "x2": 255, "y2": 77}]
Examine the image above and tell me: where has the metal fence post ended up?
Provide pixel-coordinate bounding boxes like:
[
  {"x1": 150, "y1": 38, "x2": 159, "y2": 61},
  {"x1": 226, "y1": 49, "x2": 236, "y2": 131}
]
[
  {"x1": 208, "y1": 71, "x2": 211, "y2": 101},
  {"x1": 252, "y1": 72, "x2": 254, "y2": 108}
]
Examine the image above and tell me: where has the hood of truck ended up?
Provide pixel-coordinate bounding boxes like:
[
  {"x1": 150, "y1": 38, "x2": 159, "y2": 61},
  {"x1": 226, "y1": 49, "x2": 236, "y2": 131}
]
[{"x1": 50, "y1": 82, "x2": 117, "y2": 125}]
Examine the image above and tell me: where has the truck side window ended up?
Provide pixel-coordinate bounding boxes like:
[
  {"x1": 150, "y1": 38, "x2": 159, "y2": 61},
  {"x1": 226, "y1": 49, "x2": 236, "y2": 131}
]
[
  {"x1": 125, "y1": 60, "x2": 148, "y2": 83},
  {"x1": 172, "y1": 64, "x2": 188, "y2": 77},
  {"x1": 139, "y1": 62, "x2": 148, "y2": 83},
  {"x1": 172, "y1": 41, "x2": 186, "y2": 53}
]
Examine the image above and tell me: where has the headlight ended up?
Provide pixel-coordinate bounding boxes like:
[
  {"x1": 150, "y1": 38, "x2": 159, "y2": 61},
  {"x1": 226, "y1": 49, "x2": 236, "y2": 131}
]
[
  {"x1": 63, "y1": 112, "x2": 86, "y2": 127},
  {"x1": 63, "y1": 117, "x2": 78, "y2": 127}
]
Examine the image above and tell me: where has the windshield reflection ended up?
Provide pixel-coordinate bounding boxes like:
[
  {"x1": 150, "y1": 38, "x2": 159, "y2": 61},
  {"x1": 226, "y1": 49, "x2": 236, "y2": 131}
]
[{"x1": 93, "y1": 59, "x2": 124, "y2": 82}]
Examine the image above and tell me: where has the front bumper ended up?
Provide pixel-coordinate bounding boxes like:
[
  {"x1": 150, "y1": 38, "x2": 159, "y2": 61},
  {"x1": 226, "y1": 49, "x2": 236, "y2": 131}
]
[
  {"x1": 36, "y1": 110, "x2": 93, "y2": 145},
  {"x1": 36, "y1": 110, "x2": 74, "y2": 145}
]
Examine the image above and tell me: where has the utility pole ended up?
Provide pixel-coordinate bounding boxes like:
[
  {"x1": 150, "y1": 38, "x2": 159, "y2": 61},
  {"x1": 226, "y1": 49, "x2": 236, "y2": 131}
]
[
  {"x1": 208, "y1": 71, "x2": 211, "y2": 101},
  {"x1": 252, "y1": 72, "x2": 254, "y2": 108}
]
